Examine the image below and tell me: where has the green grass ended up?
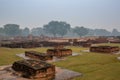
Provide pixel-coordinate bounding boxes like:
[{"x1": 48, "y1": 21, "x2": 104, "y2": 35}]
[
  {"x1": 54, "y1": 52, "x2": 120, "y2": 80},
  {"x1": 67, "y1": 46, "x2": 88, "y2": 53},
  {"x1": 1, "y1": 43, "x2": 120, "y2": 80},
  {"x1": 53, "y1": 44, "x2": 120, "y2": 80},
  {"x1": 92, "y1": 43, "x2": 120, "y2": 47},
  {"x1": 0, "y1": 47, "x2": 48, "y2": 65}
]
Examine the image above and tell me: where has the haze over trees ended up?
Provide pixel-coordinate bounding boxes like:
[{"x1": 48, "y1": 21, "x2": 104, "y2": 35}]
[
  {"x1": 43, "y1": 21, "x2": 70, "y2": 37},
  {"x1": 93, "y1": 29, "x2": 111, "y2": 36},
  {"x1": 0, "y1": 21, "x2": 120, "y2": 37},
  {"x1": 0, "y1": 27, "x2": 5, "y2": 36},
  {"x1": 73, "y1": 26, "x2": 89, "y2": 37},
  {"x1": 111, "y1": 29, "x2": 120, "y2": 36},
  {"x1": 4, "y1": 24, "x2": 21, "y2": 37},
  {"x1": 31, "y1": 27, "x2": 44, "y2": 36},
  {"x1": 21, "y1": 27, "x2": 30, "y2": 36}
]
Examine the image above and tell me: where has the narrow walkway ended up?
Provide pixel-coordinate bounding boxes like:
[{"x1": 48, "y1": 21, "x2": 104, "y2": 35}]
[{"x1": 55, "y1": 67, "x2": 82, "y2": 80}]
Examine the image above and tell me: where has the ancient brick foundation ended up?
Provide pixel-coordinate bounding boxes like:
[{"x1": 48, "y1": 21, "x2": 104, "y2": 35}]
[
  {"x1": 79, "y1": 42, "x2": 91, "y2": 47},
  {"x1": 90, "y1": 46, "x2": 119, "y2": 53},
  {"x1": 12, "y1": 60, "x2": 55, "y2": 80},
  {"x1": 1, "y1": 41, "x2": 71, "y2": 48},
  {"x1": 25, "y1": 51, "x2": 53, "y2": 61},
  {"x1": 47, "y1": 48, "x2": 72, "y2": 57}
]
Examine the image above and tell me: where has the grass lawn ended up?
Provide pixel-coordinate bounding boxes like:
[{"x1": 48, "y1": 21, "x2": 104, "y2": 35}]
[
  {"x1": 54, "y1": 43, "x2": 120, "y2": 80},
  {"x1": 0, "y1": 43, "x2": 120, "y2": 80},
  {"x1": 92, "y1": 43, "x2": 120, "y2": 47},
  {"x1": 0, "y1": 47, "x2": 48, "y2": 65}
]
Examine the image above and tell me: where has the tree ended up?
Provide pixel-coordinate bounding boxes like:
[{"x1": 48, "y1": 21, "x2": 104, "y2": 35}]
[
  {"x1": 73, "y1": 26, "x2": 89, "y2": 37},
  {"x1": 43, "y1": 21, "x2": 70, "y2": 37},
  {"x1": 57, "y1": 21, "x2": 70, "y2": 37},
  {"x1": 111, "y1": 29, "x2": 120, "y2": 36},
  {"x1": 31, "y1": 27, "x2": 44, "y2": 36},
  {"x1": 22, "y1": 27, "x2": 30, "y2": 36},
  {"x1": 4, "y1": 24, "x2": 21, "y2": 36},
  {"x1": 87, "y1": 29, "x2": 95, "y2": 36},
  {"x1": 94, "y1": 29, "x2": 111, "y2": 36},
  {"x1": 0, "y1": 27, "x2": 5, "y2": 36}
]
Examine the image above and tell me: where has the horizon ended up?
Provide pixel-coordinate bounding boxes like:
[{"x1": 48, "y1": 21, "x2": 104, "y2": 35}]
[
  {"x1": 0, "y1": 23, "x2": 119, "y2": 32},
  {"x1": 0, "y1": 0, "x2": 120, "y2": 31}
]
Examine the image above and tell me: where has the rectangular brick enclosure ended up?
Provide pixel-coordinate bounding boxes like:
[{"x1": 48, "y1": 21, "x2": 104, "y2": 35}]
[
  {"x1": 90, "y1": 46, "x2": 120, "y2": 53},
  {"x1": 12, "y1": 60, "x2": 55, "y2": 80},
  {"x1": 25, "y1": 51, "x2": 53, "y2": 61},
  {"x1": 79, "y1": 42, "x2": 91, "y2": 47},
  {"x1": 47, "y1": 48, "x2": 72, "y2": 57}
]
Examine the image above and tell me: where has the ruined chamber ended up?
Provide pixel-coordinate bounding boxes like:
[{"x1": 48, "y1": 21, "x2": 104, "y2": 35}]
[
  {"x1": 47, "y1": 46, "x2": 72, "y2": 57},
  {"x1": 25, "y1": 51, "x2": 53, "y2": 61},
  {"x1": 12, "y1": 60, "x2": 55, "y2": 80},
  {"x1": 90, "y1": 46, "x2": 120, "y2": 53}
]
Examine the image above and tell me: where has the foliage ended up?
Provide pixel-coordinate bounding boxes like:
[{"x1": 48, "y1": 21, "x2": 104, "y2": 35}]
[
  {"x1": 21, "y1": 27, "x2": 30, "y2": 36},
  {"x1": 0, "y1": 23, "x2": 120, "y2": 37},
  {"x1": 73, "y1": 26, "x2": 89, "y2": 37},
  {"x1": 0, "y1": 27, "x2": 5, "y2": 36},
  {"x1": 31, "y1": 27, "x2": 44, "y2": 36},
  {"x1": 111, "y1": 29, "x2": 120, "y2": 36},
  {"x1": 43, "y1": 21, "x2": 70, "y2": 37},
  {"x1": 57, "y1": 21, "x2": 71, "y2": 37},
  {"x1": 94, "y1": 29, "x2": 111, "y2": 36},
  {"x1": 4, "y1": 24, "x2": 21, "y2": 36}
]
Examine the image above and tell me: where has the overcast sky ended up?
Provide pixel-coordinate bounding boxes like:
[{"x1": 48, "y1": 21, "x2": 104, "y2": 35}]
[{"x1": 0, "y1": 0, "x2": 120, "y2": 31}]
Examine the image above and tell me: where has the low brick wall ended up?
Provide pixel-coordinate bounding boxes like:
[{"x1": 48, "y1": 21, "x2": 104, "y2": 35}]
[
  {"x1": 12, "y1": 60, "x2": 55, "y2": 79},
  {"x1": 90, "y1": 46, "x2": 120, "y2": 53},
  {"x1": 25, "y1": 51, "x2": 53, "y2": 61},
  {"x1": 47, "y1": 49, "x2": 72, "y2": 57}
]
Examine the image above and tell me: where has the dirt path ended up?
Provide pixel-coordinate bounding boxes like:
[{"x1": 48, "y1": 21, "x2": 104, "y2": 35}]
[{"x1": 55, "y1": 67, "x2": 82, "y2": 80}]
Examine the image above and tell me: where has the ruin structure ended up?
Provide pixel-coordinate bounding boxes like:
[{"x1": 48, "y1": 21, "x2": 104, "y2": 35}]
[
  {"x1": 90, "y1": 46, "x2": 119, "y2": 53},
  {"x1": 25, "y1": 51, "x2": 53, "y2": 61},
  {"x1": 12, "y1": 60, "x2": 55, "y2": 80}
]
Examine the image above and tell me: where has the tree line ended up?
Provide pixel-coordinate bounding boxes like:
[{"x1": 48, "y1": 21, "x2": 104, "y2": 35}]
[{"x1": 0, "y1": 21, "x2": 120, "y2": 37}]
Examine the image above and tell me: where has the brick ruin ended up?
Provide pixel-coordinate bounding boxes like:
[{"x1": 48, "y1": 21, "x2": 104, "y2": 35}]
[
  {"x1": 41, "y1": 41, "x2": 70, "y2": 47},
  {"x1": 90, "y1": 46, "x2": 120, "y2": 53},
  {"x1": 68, "y1": 39, "x2": 92, "y2": 47},
  {"x1": 79, "y1": 42, "x2": 91, "y2": 47},
  {"x1": 86, "y1": 37, "x2": 109, "y2": 44},
  {"x1": 25, "y1": 51, "x2": 53, "y2": 61},
  {"x1": 1, "y1": 41, "x2": 71, "y2": 48},
  {"x1": 2, "y1": 36, "x2": 120, "y2": 48},
  {"x1": 1, "y1": 36, "x2": 115, "y2": 48},
  {"x1": 1, "y1": 41, "x2": 40, "y2": 48},
  {"x1": 47, "y1": 49, "x2": 72, "y2": 57},
  {"x1": 47, "y1": 46, "x2": 72, "y2": 57},
  {"x1": 12, "y1": 60, "x2": 55, "y2": 80}
]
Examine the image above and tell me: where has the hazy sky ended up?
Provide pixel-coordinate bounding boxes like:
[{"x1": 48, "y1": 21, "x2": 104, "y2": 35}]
[{"x1": 0, "y1": 0, "x2": 120, "y2": 31}]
